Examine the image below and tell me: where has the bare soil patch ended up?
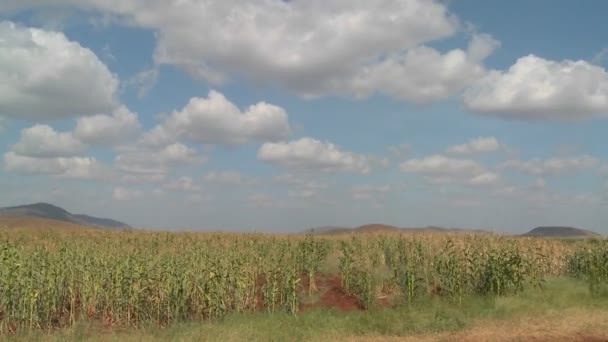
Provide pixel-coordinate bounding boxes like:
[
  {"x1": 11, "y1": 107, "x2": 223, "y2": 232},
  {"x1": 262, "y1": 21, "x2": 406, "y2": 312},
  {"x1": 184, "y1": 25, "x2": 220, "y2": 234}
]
[{"x1": 300, "y1": 273, "x2": 362, "y2": 312}]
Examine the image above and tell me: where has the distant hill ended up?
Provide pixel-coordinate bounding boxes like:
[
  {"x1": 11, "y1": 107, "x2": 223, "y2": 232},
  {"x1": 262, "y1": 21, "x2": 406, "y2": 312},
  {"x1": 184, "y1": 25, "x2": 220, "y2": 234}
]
[
  {"x1": 303, "y1": 224, "x2": 490, "y2": 235},
  {"x1": 521, "y1": 226, "x2": 601, "y2": 238},
  {"x1": 0, "y1": 203, "x2": 131, "y2": 229},
  {"x1": 355, "y1": 224, "x2": 402, "y2": 233},
  {"x1": 303, "y1": 226, "x2": 352, "y2": 234}
]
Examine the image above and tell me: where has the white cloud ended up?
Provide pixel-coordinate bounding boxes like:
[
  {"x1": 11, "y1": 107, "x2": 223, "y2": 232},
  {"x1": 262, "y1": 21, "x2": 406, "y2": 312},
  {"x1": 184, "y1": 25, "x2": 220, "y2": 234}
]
[
  {"x1": 138, "y1": 125, "x2": 175, "y2": 147},
  {"x1": 162, "y1": 176, "x2": 202, "y2": 193},
  {"x1": 273, "y1": 174, "x2": 327, "y2": 189},
  {"x1": 114, "y1": 0, "x2": 459, "y2": 99},
  {"x1": 258, "y1": 138, "x2": 373, "y2": 174},
  {"x1": 114, "y1": 142, "x2": 203, "y2": 179},
  {"x1": 333, "y1": 34, "x2": 499, "y2": 102},
  {"x1": 11, "y1": 124, "x2": 86, "y2": 157},
  {"x1": 464, "y1": 55, "x2": 608, "y2": 120},
  {"x1": 501, "y1": 156, "x2": 598, "y2": 176},
  {"x1": 401, "y1": 154, "x2": 484, "y2": 177},
  {"x1": 142, "y1": 90, "x2": 290, "y2": 146},
  {"x1": 112, "y1": 187, "x2": 143, "y2": 201},
  {"x1": 400, "y1": 154, "x2": 500, "y2": 186},
  {"x1": 468, "y1": 172, "x2": 501, "y2": 186},
  {"x1": 74, "y1": 106, "x2": 141, "y2": 145},
  {"x1": 160, "y1": 143, "x2": 201, "y2": 164},
  {"x1": 446, "y1": 136, "x2": 500, "y2": 154},
  {"x1": 4, "y1": 151, "x2": 105, "y2": 179},
  {"x1": 0, "y1": 1, "x2": 500, "y2": 102},
  {"x1": 0, "y1": 21, "x2": 118, "y2": 120}
]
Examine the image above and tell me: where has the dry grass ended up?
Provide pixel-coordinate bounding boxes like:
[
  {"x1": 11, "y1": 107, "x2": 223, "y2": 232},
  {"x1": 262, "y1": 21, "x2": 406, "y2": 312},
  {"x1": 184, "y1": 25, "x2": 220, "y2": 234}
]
[{"x1": 343, "y1": 308, "x2": 608, "y2": 342}]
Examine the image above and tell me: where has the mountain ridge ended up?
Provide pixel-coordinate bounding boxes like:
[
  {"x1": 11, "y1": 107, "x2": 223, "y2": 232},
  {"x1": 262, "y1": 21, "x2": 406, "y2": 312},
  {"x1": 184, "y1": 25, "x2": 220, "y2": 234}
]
[
  {"x1": 521, "y1": 226, "x2": 600, "y2": 238},
  {"x1": 302, "y1": 223, "x2": 492, "y2": 235},
  {"x1": 0, "y1": 203, "x2": 131, "y2": 229}
]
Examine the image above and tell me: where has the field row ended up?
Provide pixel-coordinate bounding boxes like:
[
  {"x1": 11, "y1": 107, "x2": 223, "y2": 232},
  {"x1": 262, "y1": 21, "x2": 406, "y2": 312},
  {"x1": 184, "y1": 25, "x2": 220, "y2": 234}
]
[{"x1": 0, "y1": 230, "x2": 607, "y2": 333}]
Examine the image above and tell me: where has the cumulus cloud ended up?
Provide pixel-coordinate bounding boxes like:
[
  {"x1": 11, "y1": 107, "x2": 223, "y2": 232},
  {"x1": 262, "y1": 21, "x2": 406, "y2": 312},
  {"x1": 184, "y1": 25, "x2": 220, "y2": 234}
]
[
  {"x1": 464, "y1": 55, "x2": 608, "y2": 120},
  {"x1": 0, "y1": 1, "x2": 500, "y2": 102},
  {"x1": 401, "y1": 155, "x2": 484, "y2": 177},
  {"x1": 501, "y1": 156, "x2": 599, "y2": 176},
  {"x1": 400, "y1": 154, "x2": 499, "y2": 186},
  {"x1": 0, "y1": 21, "x2": 118, "y2": 120},
  {"x1": 258, "y1": 138, "x2": 373, "y2": 174},
  {"x1": 333, "y1": 34, "x2": 499, "y2": 102},
  {"x1": 112, "y1": 187, "x2": 143, "y2": 201},
  {"x1": 141, "y1": 90, "x2": 290, "y2": 146},
  {"x1": 114, "y1": 142, "x2": 203, "y2": 180},
  {"x1": 74, "y1": 106, "x2": 141, "y2": 145},
  {"x1": 115, "y1": 0, "x2": 460, "y2": 99},
  {"x1": 11, "y1": 124, "x2": 86, "y2": 158},
  {"x1": 446, "y1": 136, "x2": 500, "y2": 155},
  {"x1": 4, "y1": 151, "x2": 105, "y2": 179}
]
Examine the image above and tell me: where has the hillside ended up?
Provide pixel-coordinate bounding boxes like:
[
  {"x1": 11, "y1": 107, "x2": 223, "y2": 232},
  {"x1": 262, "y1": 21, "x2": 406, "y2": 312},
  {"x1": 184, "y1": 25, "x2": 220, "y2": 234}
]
[
  {"x1": 304, "y1": 224, "x2": 490, "y2": 235},
  {"x1": 0, "y1": 203, "x2": 131, "y2": 229},
  {"x1": 521, "y1": 226, "x2": 601, "y2": 238}
]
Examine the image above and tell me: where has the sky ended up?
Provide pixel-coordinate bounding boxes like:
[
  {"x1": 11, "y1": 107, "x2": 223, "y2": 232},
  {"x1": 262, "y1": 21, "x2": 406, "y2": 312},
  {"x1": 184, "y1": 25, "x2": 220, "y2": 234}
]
[{"x1": 0, "y1": 1, "x2": 607, "y2": 233}]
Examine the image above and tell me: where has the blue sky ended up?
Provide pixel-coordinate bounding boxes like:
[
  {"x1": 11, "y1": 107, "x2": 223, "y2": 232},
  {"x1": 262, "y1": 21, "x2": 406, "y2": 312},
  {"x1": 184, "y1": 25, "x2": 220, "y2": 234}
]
[{"x1": 1, "y1": 1, "x2": 607, "y2": 233}]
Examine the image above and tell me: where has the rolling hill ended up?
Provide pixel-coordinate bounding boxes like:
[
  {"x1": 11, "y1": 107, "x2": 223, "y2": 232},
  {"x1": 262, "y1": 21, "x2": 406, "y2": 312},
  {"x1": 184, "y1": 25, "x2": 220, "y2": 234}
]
[
  {"x1": 303, "y1": 224, "x2": 491, "y2": 235},
  {"x1": 0, "y1": 203, "x2": 131, "y2": 229},
  {"x1": 521, "y1": 226, "x2": 601, "y2": 238}
]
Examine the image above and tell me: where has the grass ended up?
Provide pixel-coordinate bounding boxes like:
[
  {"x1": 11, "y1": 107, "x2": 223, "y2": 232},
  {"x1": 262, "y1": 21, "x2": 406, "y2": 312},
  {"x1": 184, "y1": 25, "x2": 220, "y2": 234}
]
[{"x1": 7, "y1": 278, "x2": 608, "y2": 342}]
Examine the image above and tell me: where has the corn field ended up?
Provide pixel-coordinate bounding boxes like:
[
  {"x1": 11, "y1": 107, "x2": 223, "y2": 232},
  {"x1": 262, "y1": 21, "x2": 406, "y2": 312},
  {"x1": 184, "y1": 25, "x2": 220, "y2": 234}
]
[{"x1": 0, "y1": 229, "x2": 605, "y2": 333}]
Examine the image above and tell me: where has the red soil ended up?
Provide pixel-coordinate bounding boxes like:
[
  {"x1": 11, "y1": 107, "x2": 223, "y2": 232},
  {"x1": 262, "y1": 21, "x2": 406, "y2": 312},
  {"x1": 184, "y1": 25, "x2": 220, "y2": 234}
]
[
  {"x1": 255, "y1": 272, "x2": 393, "y2": 313},
  {"x1": 299, "y1": 273, "x2": 362, "y2": 312}
]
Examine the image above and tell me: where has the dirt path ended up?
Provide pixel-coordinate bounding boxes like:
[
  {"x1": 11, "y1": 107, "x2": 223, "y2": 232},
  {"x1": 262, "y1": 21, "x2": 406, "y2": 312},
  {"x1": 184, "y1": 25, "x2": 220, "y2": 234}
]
[{"x1": 299, "y1": 273, "x2": 362, "y2": 312}]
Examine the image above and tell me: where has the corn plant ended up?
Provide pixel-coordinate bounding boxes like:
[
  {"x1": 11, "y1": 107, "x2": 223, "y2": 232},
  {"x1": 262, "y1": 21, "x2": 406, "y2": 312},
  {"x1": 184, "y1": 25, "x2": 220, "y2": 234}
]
[{"x1": 297, "y1": 235, "x2": 329, "y2": 294}]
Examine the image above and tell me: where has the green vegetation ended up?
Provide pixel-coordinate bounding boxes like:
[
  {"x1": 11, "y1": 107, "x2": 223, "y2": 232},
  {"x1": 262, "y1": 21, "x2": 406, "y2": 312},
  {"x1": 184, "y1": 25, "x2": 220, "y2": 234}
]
[
  {"x1": 567, "y1": 240, "x2": 608, "y2": 295},
  {"x1": 0, "y1": 228, "x2": 607, "y2": 340},
  {"x1": 6, "y1": 279, "x2": 608, "y2": 342}
]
